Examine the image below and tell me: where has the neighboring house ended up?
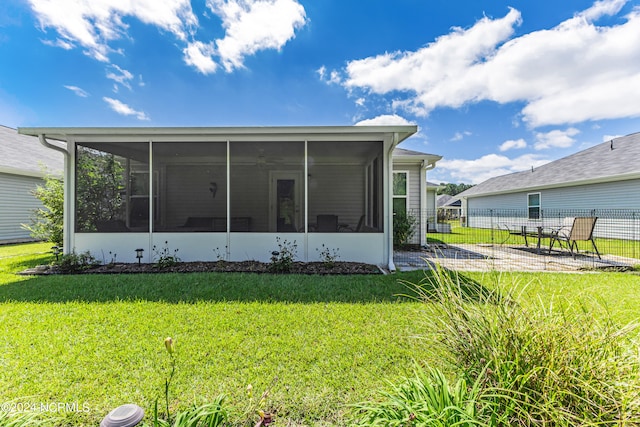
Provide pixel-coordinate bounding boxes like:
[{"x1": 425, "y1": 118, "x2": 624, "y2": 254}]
[
  {"x1": 437, "y1": 194, "x2": 461, "y2": 219},
  {"x1": 457, "y1": 132, "x2": 640, "y2": 238},
  {"x1": 19, "y1": 126, "x2": 441, "y2": 269},
  {"x1": 0, "y1": 126, "x2": 63, "y2": 244},
  {"x1": 391, "y1": 148, "x2": 442, "y2": 245}
]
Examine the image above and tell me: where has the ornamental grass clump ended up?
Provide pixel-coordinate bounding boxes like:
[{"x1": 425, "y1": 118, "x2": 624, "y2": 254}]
[
  {"x1": 350, "y1": 366, "x2": 489, "y2": 426},
  {"x1": 409, "y1": 266, "x2": 640, "y2": 426}
]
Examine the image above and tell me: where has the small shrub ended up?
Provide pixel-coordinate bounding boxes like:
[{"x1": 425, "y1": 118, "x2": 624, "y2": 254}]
[
  {"x1": 316, "y1": 244, "x2": 340, "y2": 268},
  {"x1": 212, "y1": 246, "x2": 227, "y2": 262},
  {"x1": 153, "y1": 241, "x2": 181, "y2": 269},
  {"x1": 22, "y1": 171, "x2": 63, "y2": 247},
  {"x1": 54, "y1": 250, "x2": 99, "y2": 273},
  {"x1": 393, "y1": 212, "x2": 417, "y2": 246},
  {"x1": 268, "y1": 238, "x2": 297, "y2": 273}
]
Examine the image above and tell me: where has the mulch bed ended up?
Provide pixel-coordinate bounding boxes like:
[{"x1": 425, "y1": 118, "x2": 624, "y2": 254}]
[{"x1": 20, "y1": 260, "x2": 383, "y2": 276}]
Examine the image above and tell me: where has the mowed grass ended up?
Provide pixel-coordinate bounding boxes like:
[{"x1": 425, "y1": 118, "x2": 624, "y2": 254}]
[
  {"x1": 1, "y1": 243, "x2": 639, "y2": 426},
  {"x1": 0, "y1": 243, "x2": 433, "y2": 426}
]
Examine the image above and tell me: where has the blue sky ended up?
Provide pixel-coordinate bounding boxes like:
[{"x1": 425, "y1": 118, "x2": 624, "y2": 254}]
[{"x1": 1, "y1": 0, "x2": 640, "y2": 184}]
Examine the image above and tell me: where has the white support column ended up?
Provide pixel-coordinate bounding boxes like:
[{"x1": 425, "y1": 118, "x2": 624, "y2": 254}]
[
  {"x1": 148, "y1": 140, "x2": 153, "y2": 262},
  {"x1": 420, "y1": 162, "x2": 427, "y2": 246},
  {"x1": 304, "y1": 139, "x2": 308, "y2": 261},
  {"x1": 226, "y1": 139, "x2": 231, "y2": 260},
  {"x1": 66, "y1": 138, "x2": 76, "y2": 253}
]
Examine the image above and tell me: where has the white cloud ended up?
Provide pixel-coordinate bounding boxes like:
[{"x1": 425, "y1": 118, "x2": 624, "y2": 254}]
[
  {"x1": 29, "y1": 0, "x2": 198, "y2": 62},
  {"x1": 338, "y1": 0, "x2": 640, "y2": 128},
  {"x1": 207, "y1": 0, "x2": 307, "y2": 72},
  {"x1": 355, "y1": 98, "x2": 365, "y2": 107},
  {"x1": 29, "y1": 0, "x2": 307, "y2": 75},
  {"x1": 355, "y1": 114, "x2": 415, "y2": 126},
  {"x1": 603, "y1": 134, "x2": 623, "y2": 141},
  {"x1": 106, "y1": 64, "x2": 134, "y2": 90},
  {"x1": 534, "y1": 127, "x2": 580, "y2": 150},
  {"x1": 450, "y1": 131, "x2": 472, "y2": 142},
  {"x1": 499, "y1": 138, "x2": 527, "y2": 151},
  {"x1": 64, "y1": 85, "x2": 89, "y2": 97},
  {"x1": 183, "y1": 41, "x2": 218, "y2": 74},
  {"x1": 436, "y1": 153, "x2": 549, "y2": 184},
  {"x1": 103, "y1": 97, "x2": 149, "y2": 120}
]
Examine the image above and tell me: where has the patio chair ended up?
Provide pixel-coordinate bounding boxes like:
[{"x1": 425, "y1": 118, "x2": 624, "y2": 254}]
[
  {"x1": 548, "y1": 217, "x2": 600, "y2": 259},
  {"x1": 316, "y1": 214, "x2": 338, "y2": 232}
]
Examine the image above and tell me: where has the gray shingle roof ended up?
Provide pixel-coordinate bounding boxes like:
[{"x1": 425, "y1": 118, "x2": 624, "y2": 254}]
[
  {"x1": 0, "y1": 125, "x2": 63, "y2": 177},
  {"x1": 437, "y1": 194, "x2": 462, "y2": 207},
  {"x1": 393, "y1": 147, "x2": 440, "y2": 158},
  {"x1": 459, "y1": 132, "x2": 640, "y2": 198}
]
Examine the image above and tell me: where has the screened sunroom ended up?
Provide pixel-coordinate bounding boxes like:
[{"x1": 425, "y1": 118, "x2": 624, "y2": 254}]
[{"x1": 19, "y1": 126, "x2": 417, "y2": 268}]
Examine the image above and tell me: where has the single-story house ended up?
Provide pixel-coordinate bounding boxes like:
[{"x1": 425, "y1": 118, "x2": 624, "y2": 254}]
[
  {"x1": 0, "y1": 125, "x2": 63, "y2": 244},
  {"x1": 436, "y1": 194, "x2": 461, "y2": 219},
  {"x1": 18, "y1": 126, "x2": 441, "y2": 269},
  {"x1": 457, "y1": 132, "x2": 640, "y2": 239}
]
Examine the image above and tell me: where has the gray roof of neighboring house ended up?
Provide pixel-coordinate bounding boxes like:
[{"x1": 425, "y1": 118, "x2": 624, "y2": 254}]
[
  {"x1": 459, "y1": 132, "x2": 640, "y2": 198},
  {"x1": 0, "y1": 125, "x2": 63, "y2": 177},
  {"x1": 437, "y1": 194, "x2": 461, "y2": 207}
]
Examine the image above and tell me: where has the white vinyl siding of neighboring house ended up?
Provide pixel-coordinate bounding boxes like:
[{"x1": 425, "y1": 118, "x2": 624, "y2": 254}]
[
  {"x1": 464, "y1": 178, "x2": 640, "y2": 239},
  {"x1": 0, "y1": 172, "x2": 43, "y2": 243}
]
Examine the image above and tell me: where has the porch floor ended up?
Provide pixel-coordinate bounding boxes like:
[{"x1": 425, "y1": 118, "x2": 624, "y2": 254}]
[{"x1": 394, "y1": 243, "x2": 637, "y2": 272}]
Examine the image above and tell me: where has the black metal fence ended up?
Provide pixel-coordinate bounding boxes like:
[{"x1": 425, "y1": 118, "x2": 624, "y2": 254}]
[{"x1": 394, "y1": 208, "x2": 640, "y2": 271}]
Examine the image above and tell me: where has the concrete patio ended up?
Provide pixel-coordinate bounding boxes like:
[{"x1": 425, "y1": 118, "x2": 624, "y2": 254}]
[{"x1": 394, "y1": 243, "x2": 638, "y2": 272}]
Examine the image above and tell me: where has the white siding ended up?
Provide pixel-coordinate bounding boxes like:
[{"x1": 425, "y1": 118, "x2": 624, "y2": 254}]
[
  {"x1": 0, "y1": 173, "x2": 44, "y2": 243},
  {"x1": 465, "y1": 179, "x2": 640, "y2": 239}
]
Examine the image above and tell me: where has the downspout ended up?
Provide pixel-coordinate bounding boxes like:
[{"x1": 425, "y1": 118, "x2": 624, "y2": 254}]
[
  {"x1": 419, "y1": 159, "x2": 437, "y2": 246},
  {"x1": 387, "y1": 134, "x2": 398, "y2": 271},
  {"x1": 38, "y1": 135, "x2": 71, "y2": 253}
]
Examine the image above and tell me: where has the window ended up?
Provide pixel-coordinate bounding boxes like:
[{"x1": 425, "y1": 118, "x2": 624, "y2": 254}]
[
  {"x1": 528, "y1": 192, "x2": 541, "y2": 220},
  {"x1": 393, "y1": 171, "x2": 409, "y2": 217}
]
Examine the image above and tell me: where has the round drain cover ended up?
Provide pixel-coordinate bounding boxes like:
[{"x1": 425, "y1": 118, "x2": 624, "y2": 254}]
[{"x1": 100, "y1": 404, "x2": 144, "y2": 427}]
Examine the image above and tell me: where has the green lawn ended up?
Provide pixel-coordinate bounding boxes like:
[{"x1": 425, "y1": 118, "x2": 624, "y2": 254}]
[{"x1": 1, "y1": 243, "x2": 639, "y2": 426}]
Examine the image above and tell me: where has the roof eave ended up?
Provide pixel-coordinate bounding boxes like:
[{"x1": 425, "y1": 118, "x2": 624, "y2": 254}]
[
  {"x1": 461, "y1": 172, "x2": 640, "y2": 198},
  {"x1": 19, "y1": 125, "x2": 418, "y2": 143}
]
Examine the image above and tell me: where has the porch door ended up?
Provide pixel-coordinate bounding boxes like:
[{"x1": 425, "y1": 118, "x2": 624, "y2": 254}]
[{"x1": 269, "y1": 171, "x2": 302, "y2": 232}]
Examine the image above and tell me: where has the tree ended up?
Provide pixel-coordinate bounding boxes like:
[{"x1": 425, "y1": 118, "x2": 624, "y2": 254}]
[
  {"x1": 75, "y1": 146, "x2": 126, "y2": 231},
  {"x1": 23, "y1": 172, "x2": 64, "y2": 246},
  {"x1": 437, "y1": 182, "x2": 474, "y2": 196}
]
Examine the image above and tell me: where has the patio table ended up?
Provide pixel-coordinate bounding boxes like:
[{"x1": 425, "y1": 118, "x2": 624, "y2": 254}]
[{"x1": 510, "y1": 224, "x2": 550, "y2": 254}]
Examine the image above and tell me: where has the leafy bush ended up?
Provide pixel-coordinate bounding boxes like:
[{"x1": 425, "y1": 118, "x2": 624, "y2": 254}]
[
  {"x1": 268, "y1": 237, "x2": 297, "y2": 273},
  {"x1": 407, "y1": 267, "x2": 640, "y2": 426},
  {"x1": 22, "y1": 172, "x2": 63, "y2": 246},
  {"x1": 316, "y1": 244, "x2": 340, "y2": 268},
  {"x1": 54, "y1": 251, "x2": 99, "y2": 273},
  {"x1": 393, "y1": 212, "x2": 417, "y2": 246},
  {"x1": 153, "y1": 242, "x2": 181, "y2": 269}
]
